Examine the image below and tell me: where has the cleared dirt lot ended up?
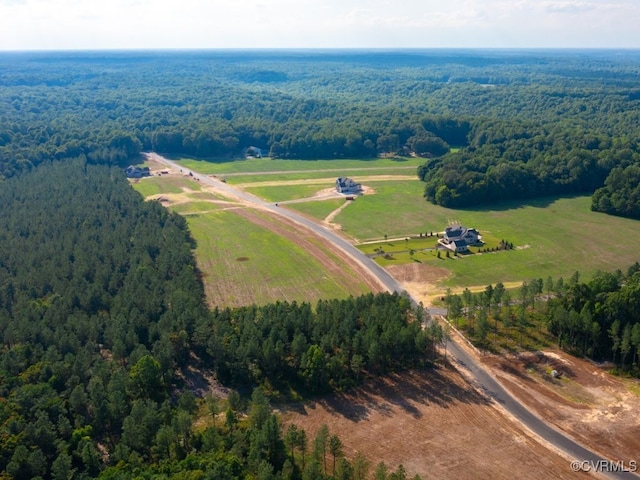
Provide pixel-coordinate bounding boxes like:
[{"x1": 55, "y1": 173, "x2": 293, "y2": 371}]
[
  {"x1": 281, "y1": 366, "x2": 592, "y2": 480},
  {"x1": 484, "y1": 350, "x2": 640, "y2": 465}
]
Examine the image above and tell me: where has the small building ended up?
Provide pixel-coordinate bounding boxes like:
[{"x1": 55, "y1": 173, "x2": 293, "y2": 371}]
[
  {"x1": 336, "y1": 177, "x2": 362, "y2": 194},
  {"x1": 124, "y1": 165, "x2": 150, "y2": 178},
  {"x1": 245, "y1": 146, "x2": 263, "y2": 158},
  {"x1": 439, "y1": 224, "x2": 482, "y2": 253}
]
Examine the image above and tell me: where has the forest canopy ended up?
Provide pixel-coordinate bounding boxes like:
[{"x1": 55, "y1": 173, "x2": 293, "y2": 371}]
[{"x1": 2, "y1": 50, "x2": 640, "y2": 215}]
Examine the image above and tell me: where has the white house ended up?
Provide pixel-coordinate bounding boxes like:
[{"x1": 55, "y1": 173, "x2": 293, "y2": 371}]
[
  {"x1": 439, "y1": 225, "x2": 482, "y2": 253},
  {"x1": 335, "y1": 177, "x2": 362, "y2": 194}
]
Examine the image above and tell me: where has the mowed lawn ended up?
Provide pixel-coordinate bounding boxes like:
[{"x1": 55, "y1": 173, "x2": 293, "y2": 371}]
[
  {"x1": 244, "y1": 184, "x2": 329, "y2": 202},
  {"x1": 292, "y1": 198, "x2": 351, "y2": 221},
  {"x1": 285, "y1": 178, "x2": 640, "y2": 287},
  {"x1": 339, "y1": 183, "x2": 640, "y2": 285}
]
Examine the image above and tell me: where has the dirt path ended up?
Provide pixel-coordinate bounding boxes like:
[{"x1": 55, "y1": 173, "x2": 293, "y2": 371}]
[{"x1": 324, "y1": 198, "x2": 352, "y2": 225}]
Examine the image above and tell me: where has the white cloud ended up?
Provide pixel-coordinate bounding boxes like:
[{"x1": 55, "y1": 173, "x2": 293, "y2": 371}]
[{"x1": 0, "y1": 0, "x2": 639, "y2": 49}]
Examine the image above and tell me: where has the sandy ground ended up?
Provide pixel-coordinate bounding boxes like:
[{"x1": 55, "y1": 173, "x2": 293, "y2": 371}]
[
  {"x1": 483, "y1": 350, "x2": 640, "y2": 465},
  {"x1": 280, "y1": 366, "x2": 592, "y2": 480},
  {"x1": 280, "y1": 335, "x2": 640, "y2": 479}
]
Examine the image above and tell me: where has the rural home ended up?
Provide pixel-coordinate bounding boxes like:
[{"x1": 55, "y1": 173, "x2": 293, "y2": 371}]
[
  {"x1": 124, "y1": 165, "x2": 150, "y2": 178},
  {"x1": 335, "y1": 177, "x2": 362, "y2": 194},
  {"x1": 439, "y1": 224, "x2": 482, "y2": 253}
]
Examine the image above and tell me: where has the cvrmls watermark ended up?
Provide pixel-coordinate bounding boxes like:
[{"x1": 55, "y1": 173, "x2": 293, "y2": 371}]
[{"x1": 571, "y1": 459, "x2": 638, "y2": 473}]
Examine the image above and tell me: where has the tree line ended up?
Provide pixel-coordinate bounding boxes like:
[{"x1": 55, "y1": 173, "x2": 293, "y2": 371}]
[
  {"x1": 197, "y1": 294, "x2": 441, "y2": 394},
  {"x1": 444, "y1": 265, "x2": 640, "y2": 373}
]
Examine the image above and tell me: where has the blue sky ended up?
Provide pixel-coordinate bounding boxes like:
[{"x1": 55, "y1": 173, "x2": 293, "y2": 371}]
[{"x1": 1, "y1": 0, "x2": 639, "y2": 50}]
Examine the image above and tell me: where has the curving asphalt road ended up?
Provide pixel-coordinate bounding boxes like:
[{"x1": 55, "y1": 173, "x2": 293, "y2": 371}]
[{"x1": 145, "y1": 153, "x2": 639, "y2": 480}]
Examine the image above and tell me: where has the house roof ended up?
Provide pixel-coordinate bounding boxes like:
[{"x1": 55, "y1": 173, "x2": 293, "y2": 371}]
[
  {"x1": 444, "y1": 224, "x2": 480, "y2": 246},
  {"x1": 336, "y1": 177, "x2": 359, "y2": 186}
]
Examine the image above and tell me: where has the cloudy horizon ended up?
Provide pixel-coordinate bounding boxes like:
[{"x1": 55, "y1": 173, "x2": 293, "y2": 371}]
[{"x1": 1, "y1": 0, "x2": 639, "y2": 51}]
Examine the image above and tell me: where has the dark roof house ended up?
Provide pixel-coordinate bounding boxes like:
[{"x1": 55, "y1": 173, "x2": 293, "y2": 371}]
[
  {"x1": 335, "y1": 177, "x2": 362, "y2": 194},
  {"x1": 439, "y1": 224, "x2": 482, "y2": 252},
  {"x1": 124, "y1": 165, "x2": 150, "y2": 178}
]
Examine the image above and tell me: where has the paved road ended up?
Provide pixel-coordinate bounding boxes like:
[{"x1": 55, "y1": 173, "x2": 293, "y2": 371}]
[{"x1": 145, "y1": 153, "x2": 639, "y2": 479}]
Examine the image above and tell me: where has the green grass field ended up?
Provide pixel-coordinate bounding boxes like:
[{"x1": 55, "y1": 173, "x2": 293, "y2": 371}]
[
  {"x1": 172, "y1": 156, "x2": 425, "y2": 175},
  {"x1": 329, "y1": 180, "x2": 440, "y2": 240},
  {"x1": 132, "y1": 175, "x2": 372, "y2": 307},
  {"x1": 275, "y1": 176, "x2": 640, "y2": 287},
  {"x1": 225, "y1": 168, "x2": 418, "y2": 184},
  {"x1": 170, "y1": 201, "x2": 226, "y2": 215},
  {"x1": 185, "y1": 210, "x2": 370, "y2": 307},
  {"x1": 244, "y1": 184, "x2": 329, "y2": 202},
  {"x1": 152, "y1": 157, "x2": 640, "y2": 291},
  {"x1": 287, "y1": 198, "x2": 347, "y2": 221},
  {"x1": 130, "y1": 175, "x2": 201, "y2": 197},
  {"x1": 335, "y1": 183, "x2": 640, "y2": 286}
]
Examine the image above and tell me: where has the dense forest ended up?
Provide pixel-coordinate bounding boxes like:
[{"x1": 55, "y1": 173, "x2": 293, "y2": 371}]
[
  {"x1": 0, "y1": 161, "x2": 436, "y2": 478},
  {"x1": 2, "y1": 50, "x2": 640, "y2": 216},
  {"x1": 199, "y1": 294, "x2": 439, "y2": 394},
  {"x1": 444, "y1": 265, "x2": 640, "y2": 373}
]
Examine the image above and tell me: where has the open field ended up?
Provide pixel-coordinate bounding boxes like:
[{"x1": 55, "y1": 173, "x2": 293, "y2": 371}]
[
  {"x1": 185, "y1": 209, "x2": 374, "y2": 307},
  {"x1": 171, "y1": 155, "x2": 425, "y2": 175},
  {"x1": 332, "y1": 184, "x2": 640, "y2": 288},
  {"x1": 286, "y1": 198, "x2": 347, "y2": 221},
  {"x1": 225, "y1": 168, "x2": 419, "y2": 184},
  {"x1": 131, "y1": 174, "x2": 202, "y2": 197},
  {"x1": 244, "y1": 183, "x2": 332, "y2": 202},
  {"x1": 281, "y1": 366, "x2": 592, "y2": 480},
  {"x1": 132, "y1": 171, "x2": 380, "y2": 307},
  {"x1": 164, "y1": 154, "x2": 640, "y2": 294}
]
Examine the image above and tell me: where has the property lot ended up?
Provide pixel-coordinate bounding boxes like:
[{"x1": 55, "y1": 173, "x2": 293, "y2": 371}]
[
  {"x1": 484, "y1": 350, "x2": 640, "y2": 465},
  {"x1": 132, "y1": 162, "x2": 381, "y2": 307},
  {"x1": 281, "y1": 366, "x2": 592, "y2": 480},
  {"x1": 137, "y1": 155, "x2": 640, "y2": 480}
]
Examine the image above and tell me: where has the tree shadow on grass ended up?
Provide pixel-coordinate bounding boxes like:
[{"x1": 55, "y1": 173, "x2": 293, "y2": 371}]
[{"x1": 456, "y1": 193, "x2": 584, "y2": 213}]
